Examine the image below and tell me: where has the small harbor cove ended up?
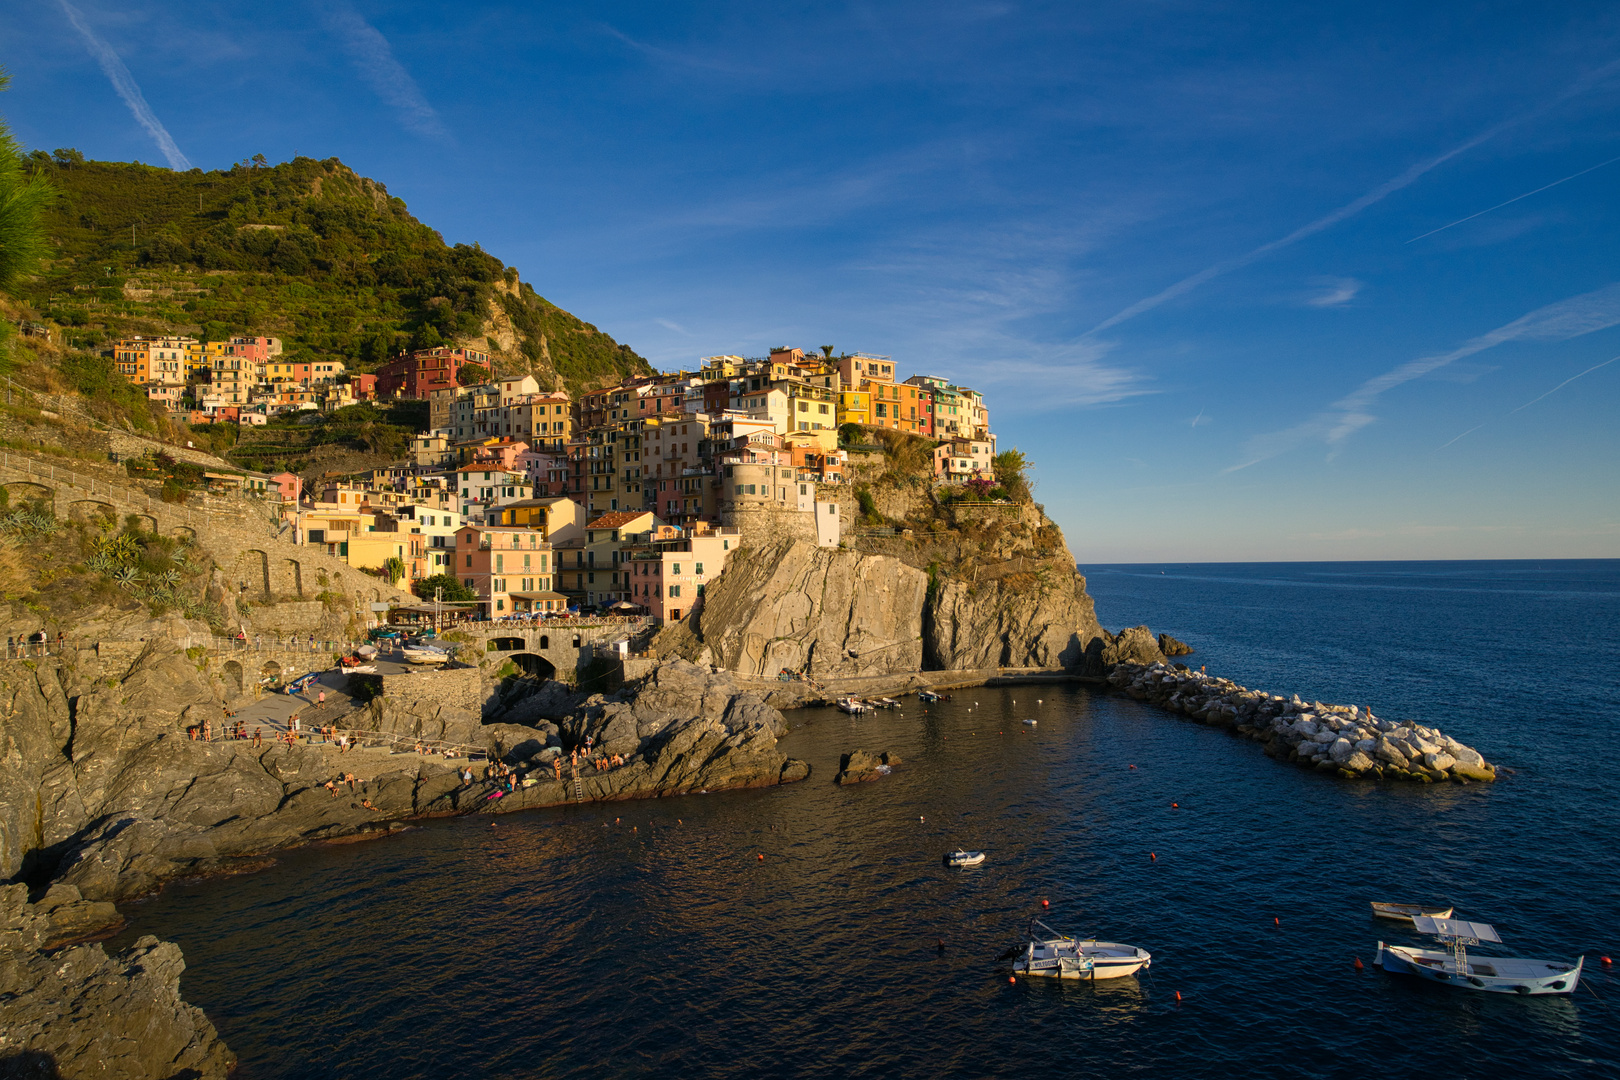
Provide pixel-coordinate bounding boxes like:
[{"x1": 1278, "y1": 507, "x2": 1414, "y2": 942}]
[{"x1": 113, "y1": 561, "x2": 1620, "y2": 1079}]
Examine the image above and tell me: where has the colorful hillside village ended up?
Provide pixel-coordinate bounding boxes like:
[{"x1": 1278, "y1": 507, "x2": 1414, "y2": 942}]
[{"x1": 114, "y1": 338, "x2": 996, "y2": 622}]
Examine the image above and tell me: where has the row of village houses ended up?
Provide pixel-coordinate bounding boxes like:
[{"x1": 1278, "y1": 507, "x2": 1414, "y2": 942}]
[{"x1": 120, "y1": 338, "x2": 997, "y2": 620}]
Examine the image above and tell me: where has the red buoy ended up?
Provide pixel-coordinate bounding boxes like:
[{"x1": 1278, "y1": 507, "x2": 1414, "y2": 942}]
[
  {"x1": 1603, "y1": 956, "x2": 1613, "y2": 966},
  {"x1": 1354, "y1": 957, "x2": 1364, "y2": 971},
  {"x1": 1150, "y1": 852, "x2": 1157, "y2": 861},
  {"x1": 758, "y1": 853, "x2": 764, "y2": 861},
  {"x1": 1175, "y1": 991, "x2": 1182, "y2": 1001},
  {"x1": 1129, "y1": 764, "x2": 1137, "y2": 769},
  {"x1": 1009, "y1": 976, "x2": 1016, "y2": 984},
  {"x1": 1171, "y1": 802, "x2": 1179, "y2": 808},
  {"x1": 1274, "y1": 917, "x2": 1280, "y2": 926},
  {"x1": 1042, "y1": 899, "x2": 1050, "y2": 908}
]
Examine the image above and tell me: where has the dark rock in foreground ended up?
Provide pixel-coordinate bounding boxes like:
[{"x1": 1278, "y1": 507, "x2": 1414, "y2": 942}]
[{"x1": 0, "y1": 883, "x2": 233, "y2": 1079}]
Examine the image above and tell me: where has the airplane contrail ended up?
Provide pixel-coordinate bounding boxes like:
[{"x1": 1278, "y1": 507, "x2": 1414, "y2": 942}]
[
  {"x1": 1509, "y1": 353, "x2": 1620, "y2": 412},
  {"x1": 57, "y1": 1, "x2": 192, "y2": 170},
  {"x1": 1407, "y1": 153, "x2": 1620, "y2": 243},
  {"x1": 1434, "y1": 353, "x2": 1619, "y2": 450},
  {"x1": 1086, "y1": 56, "x2": 1620, "y2": 338}
]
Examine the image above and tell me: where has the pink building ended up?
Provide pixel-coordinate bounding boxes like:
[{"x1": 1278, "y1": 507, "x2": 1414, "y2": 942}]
[
  {"x1": 453, "y1": 525, "x2": 555, "y2": 616},
  {"x1": 226, "y1": 336, "x2": 282, "y2": 363},
  {"x1": 621, "y1": 525, "x2": 738, "y2": 622},
  {"x1": 268, "y1": 472, "x2": 302, "y2": 503}
]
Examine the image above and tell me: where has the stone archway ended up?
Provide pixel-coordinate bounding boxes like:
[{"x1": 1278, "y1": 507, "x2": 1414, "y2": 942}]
[
  {"x1": 487, "y1": 636, "x2": 525, "y2": 653},
  {"x1": 236, "y1": 550, "x2": 270, "y2": 600},
  {"x1": 507, "y1": 653, "x2": 556, "y2": 681},
  {"x1": 222, "y1": 660, "x2": 244, "y2": 698},
  {"x1": 170, "y1": 525, "x2": 196, "y2": 541},
  {"x1": 279, "y1": 558, "x2": 303, "y2": 599},
  {"x1": 260, "y1": 660, "x2": 281, "y2": 678},
  {"x1": 67, "y1": 499, "x2": 117, "y2": 525},
  {"x1": 1, "y1": 482, "x2": 53, "y2": 512}
]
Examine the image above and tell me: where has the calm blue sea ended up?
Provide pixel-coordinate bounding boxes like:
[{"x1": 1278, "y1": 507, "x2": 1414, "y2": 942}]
[{"x1": 115, "y1": 560, "x2": 1620, "y2": 1079}]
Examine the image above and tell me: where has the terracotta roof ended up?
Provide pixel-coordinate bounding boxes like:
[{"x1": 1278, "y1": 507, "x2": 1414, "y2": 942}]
[{"x1": 586, "y1": 511, "x2": 651, "y2": 529}]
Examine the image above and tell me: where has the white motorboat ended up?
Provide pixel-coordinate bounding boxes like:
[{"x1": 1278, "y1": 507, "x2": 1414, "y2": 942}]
[
  {"x1": 1377, "y1": 916, "x2": 1583, "y2": 996},
  {"x1": 917, "y1": 690, "x2": 942, "y2": 703},
  {"x1": 1022, "y1": 718, "x2": 1037, "y2": 726},
  {"x1": 1012, "y1": 919, "x2": 1152, "y2": 980},
  {"x1": 835, "y1": 697, "x2": 872, "y2": 714},
  {"x1": 874, "y1": 697, "x2": 902, "y2": 709},
  {"x1": 401, "y1": 645, "x2": 451, "y2": 665},
  {"x1": 944, "y1": 849, "x2": 986, "y2": 868}
]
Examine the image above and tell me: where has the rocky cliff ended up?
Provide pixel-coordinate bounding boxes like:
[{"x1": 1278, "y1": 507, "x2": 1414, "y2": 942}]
[{"x1": 657, "y1": 504, "x2": 1158, "y2": 678}]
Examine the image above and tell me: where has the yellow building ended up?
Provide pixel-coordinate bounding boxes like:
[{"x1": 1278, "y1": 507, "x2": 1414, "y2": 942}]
[{"x1": 837, "y1": 389, "x2": 870, "y2": 428}]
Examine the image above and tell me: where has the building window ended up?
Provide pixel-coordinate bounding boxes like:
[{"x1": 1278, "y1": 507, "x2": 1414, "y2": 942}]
[
  {"x1": 669, "y1": 584, "x2": 680, "y2": 598},
  {"x1": 695, "y1": 562, "x2": 703, "y2": 576},
  {"x1": 465, "y1": 553, "x2": 473, "y2": 568}
]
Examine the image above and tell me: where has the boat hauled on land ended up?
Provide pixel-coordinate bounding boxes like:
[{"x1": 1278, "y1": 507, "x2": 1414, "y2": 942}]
[
  {"x1": 1011, "y1": 919, "x2": 1153, "y2": 981},
  {"x1": 402, "y1": 644, "x2": 451, "y2": 665},
  {"x1": 1377, "y1": 916, "x2": 1583, "y2": 995}
]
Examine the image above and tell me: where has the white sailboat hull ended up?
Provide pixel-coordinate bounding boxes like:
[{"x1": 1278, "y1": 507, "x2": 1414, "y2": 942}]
[{"x1": 1377, "y1": 942, "x2": 1582, "y2": 995}]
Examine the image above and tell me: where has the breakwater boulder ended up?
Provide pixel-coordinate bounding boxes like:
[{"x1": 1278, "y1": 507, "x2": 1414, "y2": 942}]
[{"x1": 1106, "y1": 662, "x2": 1495, "y2": 783}]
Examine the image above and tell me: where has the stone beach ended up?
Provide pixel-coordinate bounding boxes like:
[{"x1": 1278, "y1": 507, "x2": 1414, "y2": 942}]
[{"x1": 1107, "y1": 661, "x2": 1496, "y2": 782}]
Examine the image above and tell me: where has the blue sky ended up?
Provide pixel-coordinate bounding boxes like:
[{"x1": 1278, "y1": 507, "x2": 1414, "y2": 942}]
[{"x1": 5, "y1": 1, "x2": 1620, "y2": 561}]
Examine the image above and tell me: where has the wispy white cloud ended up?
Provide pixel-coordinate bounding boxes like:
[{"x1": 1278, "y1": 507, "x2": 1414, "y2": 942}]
[
  {"x1": 654, "y1": 318, "x2": 692, "y2": 336},
  {"x1": 1509, "y1": 353, "x2": 1620, "y2": 413},
  {"x1": 324, "y1": 3, "x2": 448, "y2": 141},
  {"x1": 1304, "y1": 277, "x2": 1361, "y2": 308},
  {"x1": 1226, "y1": 282, "x2": 1620, "y2": 471},
  {"x1": 1189, "y1": 407, "x2": 1211, "y2": 427},
  {"x1": 599, "y1": 24, "x2": 767, "y2": 77},
  {"x1": 57, "y1": 0, "x2": 191, "y2": 170}
]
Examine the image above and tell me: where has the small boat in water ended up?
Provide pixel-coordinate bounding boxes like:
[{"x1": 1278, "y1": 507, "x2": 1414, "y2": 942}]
[
  {"x1": 835, "y1": 697, "x2": 872, "y2": 715},
  {"x1": 1012, "y1": 919, "x2": 1153, "y2": 980},
  {"x1": 944, "y1": 850, "x2": 986, "y2": 868},
  {"x1": 1377, "y1": 916, "x2": 1582, "y2": 996},
  {"x1": 874, "y1": 697, "x2": 901, "y2": 709},
  {"x1": 1371, "y1": 901, "x2": 1454, "y2": 923},
  {"x1": 917, "y1": 690, "x2": 942, "y2": 703},
  {"x1": 1022, "y1": 718, "x2": 1037, "y2": 726}
]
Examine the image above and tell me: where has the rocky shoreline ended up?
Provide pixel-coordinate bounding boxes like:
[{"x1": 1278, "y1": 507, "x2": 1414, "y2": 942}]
[{"x1": 1107, "y1": 662, "x2": 1496, "y2": 782}]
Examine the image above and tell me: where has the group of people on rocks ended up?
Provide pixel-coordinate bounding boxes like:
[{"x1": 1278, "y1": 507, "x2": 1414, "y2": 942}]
[
  {"x1": 191, "y1": 719, "x2": 262, "y2": 745},
  {"x1": 6, "y1": 630, "x2": 61, "y2": 658}
]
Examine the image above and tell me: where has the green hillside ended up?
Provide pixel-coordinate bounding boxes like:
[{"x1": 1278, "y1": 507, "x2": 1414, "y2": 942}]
[{"x1": 16, "y1": 152, "x2": 652, "y2": 392}]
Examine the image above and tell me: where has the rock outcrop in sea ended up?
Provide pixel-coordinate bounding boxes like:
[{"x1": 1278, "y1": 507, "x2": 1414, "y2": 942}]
[
  {"x1": 1108, "y1": 662, "x2": 1496, "y2": 782},
  {"x1": 834, "y1": 749, "x2": 902, "y2": 785}
]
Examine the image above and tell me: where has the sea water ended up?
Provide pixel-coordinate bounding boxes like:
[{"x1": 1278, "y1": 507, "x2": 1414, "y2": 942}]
[{"x1": 114, "y1": 560, "x2": 1620, "y2": 1078}]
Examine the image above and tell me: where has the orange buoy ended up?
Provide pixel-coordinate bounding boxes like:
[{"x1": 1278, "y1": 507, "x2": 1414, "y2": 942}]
[
  {"x1": 1274, "y1": 917, "x2": 1280, "y2": 926},
  {"x1": 1171, "y1": 802, "x2": 1179, "y2": 808},
  {"x1": 1175, "y1": 991, "x2": 1182, "y2": 1001},
  {"x1": 1354, "y1": 957, "x2": 1364, "y2": 971},
  {"x1": 1129, "y1": 764, "x2": 1137, "y2": 769},
  {"x1": 1042, "y1": 899, "x2": 1050, "y2": 908},
  {"x1": 1150, "y1": 852, "x2": 1156, "y2": 860},
  {"x1": 1009, "y1": 976, "x2": 1016, "y2": 984},
  {"x1": 757, "y1": 853, "x2": 764, "y2": 861},
  {"x1": 1603, "y1": 956, "x2": 1613, "y2": 966}
]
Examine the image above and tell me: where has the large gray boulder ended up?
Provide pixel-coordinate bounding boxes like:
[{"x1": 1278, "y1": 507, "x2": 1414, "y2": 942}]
[{"x1": 0, "y1": 883, "x2": 234, "y2": 1078}]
